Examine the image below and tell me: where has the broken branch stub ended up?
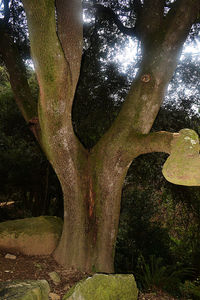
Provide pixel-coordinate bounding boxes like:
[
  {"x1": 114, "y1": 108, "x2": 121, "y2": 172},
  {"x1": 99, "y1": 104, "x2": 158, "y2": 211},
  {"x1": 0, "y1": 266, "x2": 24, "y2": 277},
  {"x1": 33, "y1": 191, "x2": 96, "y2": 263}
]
[{"x1": 162, "y1": 129, "x2": 200, "y2": 186}]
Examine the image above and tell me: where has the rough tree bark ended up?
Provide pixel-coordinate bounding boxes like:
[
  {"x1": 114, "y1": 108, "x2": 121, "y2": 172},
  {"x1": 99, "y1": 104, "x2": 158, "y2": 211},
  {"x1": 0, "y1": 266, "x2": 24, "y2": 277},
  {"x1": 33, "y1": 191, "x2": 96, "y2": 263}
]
[{"x1": 1, "y1": 0, "x2": 200, "y2": 272}]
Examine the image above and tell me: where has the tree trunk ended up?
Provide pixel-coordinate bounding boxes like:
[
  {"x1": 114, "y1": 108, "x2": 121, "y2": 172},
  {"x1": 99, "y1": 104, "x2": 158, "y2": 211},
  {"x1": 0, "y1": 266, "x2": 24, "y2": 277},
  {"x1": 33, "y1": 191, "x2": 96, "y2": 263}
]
[{"x1": 53, "y1": 145, "x2": 130, "y2": 273}]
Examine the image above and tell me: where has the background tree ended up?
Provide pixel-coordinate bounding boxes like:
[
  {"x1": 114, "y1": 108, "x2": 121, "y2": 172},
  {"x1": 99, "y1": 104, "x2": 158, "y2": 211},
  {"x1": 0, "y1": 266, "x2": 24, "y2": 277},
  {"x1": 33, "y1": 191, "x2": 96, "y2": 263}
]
[
  {"x1": 0, "y1": 0, "x2": 200, "y2": 273},
  {"x1": 0, "y1": 66, "x2": 63, "y2": 220}
]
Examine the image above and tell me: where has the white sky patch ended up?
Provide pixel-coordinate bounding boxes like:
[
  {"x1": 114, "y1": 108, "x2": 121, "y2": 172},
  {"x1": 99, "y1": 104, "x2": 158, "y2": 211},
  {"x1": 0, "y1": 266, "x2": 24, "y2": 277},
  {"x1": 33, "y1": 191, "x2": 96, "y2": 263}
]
[
  {"x1": 115, "y1": 38, "x2": 137, "y2": 64},
  {"x1": 0, "y1": 1, "x2": 4, "y2": 18},
  {"x1": 26, "y1": 59, "x2": 35, "y2": 70},
  {"x1": 181, "y1": 39, "x2": 200, "y2": 60},
  {"x1": 116, "y1": 36, "x2": 200, "y2": 69},
  {"x1": 112, "y1": 37, "x2": 140, "y2": 74}
]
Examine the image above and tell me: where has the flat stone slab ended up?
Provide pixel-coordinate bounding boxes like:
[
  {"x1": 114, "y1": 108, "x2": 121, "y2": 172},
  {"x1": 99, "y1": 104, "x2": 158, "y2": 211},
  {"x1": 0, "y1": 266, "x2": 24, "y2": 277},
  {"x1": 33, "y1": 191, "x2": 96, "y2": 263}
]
[
  {"x1": 0, "y1": 216, "x2": 63, "y2": 255},
  {"x1": 0, "y1": 280, "x2": 50, "y2": 300},
  {"x1": 63, "y1": 273, "x2": 138, "y2": 300}
]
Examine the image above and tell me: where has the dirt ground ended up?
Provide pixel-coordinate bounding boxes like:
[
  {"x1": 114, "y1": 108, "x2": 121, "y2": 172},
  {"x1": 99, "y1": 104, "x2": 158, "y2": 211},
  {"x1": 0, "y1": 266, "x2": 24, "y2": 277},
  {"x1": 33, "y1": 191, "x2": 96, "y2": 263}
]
[
  {"x1": 0, "y1": 249, "x2": 180, "y2": 299},
  {"x1": 0, "y1": 249, "x2": 88, "y2": 298},
  {"x1": 138, "y1": 291, "x2": 180, "y2": 300}
]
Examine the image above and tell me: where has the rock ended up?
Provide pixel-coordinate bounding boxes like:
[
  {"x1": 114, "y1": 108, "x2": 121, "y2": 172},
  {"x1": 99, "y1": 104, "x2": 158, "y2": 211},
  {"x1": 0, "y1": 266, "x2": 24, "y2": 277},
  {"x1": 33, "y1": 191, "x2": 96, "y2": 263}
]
[
  {"x1": 0, "y1": 279, "x2": 50, "y2": 300},
  {"x1": 0, "y1": 216, "x2": 63, "y2": 255},
  {"x1": 5, "y1": 270, "x2": 13, "y2": 273},
  {"x1": 63, "y1": 284, "x2": 70, "y2": 291},
  {"x1": 162, "y1": 129, "x2": 200, "y2": 186},
  {"x1": 63, "y1": 273, "x2": 138, "y2": 300},
  {"x1": 48, "y1": 271, "x2": 61, "y2": 284},
  {"x1": 49, "y1": 292, "x2": 61, "y2": 299},
  {"x1": 5, "y1": 253, "x2": 17, "y2": 260},
  {"x1": 34, "y1": 263, "x2": 43, "y2": 270}
]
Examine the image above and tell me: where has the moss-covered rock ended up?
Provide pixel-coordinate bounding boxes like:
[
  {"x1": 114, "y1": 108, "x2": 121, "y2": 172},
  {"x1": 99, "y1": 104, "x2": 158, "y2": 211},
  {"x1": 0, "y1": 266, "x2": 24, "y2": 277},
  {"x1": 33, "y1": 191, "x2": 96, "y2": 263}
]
[
  {"x1": 0, "y1": 216, "x2": 63, "y2": 255},
  {"x1": 162, "y1": 129, "x2": 200, "y2": 186},
  {"x1": 63, "y1": 273, "x2": 138, "y2": 300},
  {"x1": 0, "y1": 280, "x2": 50, "y2": 300}
]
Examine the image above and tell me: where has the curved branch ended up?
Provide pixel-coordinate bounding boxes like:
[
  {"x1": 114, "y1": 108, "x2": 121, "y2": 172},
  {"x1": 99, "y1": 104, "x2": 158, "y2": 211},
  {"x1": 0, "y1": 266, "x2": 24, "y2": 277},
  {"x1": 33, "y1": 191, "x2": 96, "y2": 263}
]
[
  {"x1": 94, "y1": 4, "x2": 136, "y2": 37},
  {"x1": 133, "y1": 131, "x2": 179, "y2": 155},
  {"x1": 92, "y1": 129, "x2": 179, "y2": 182}
]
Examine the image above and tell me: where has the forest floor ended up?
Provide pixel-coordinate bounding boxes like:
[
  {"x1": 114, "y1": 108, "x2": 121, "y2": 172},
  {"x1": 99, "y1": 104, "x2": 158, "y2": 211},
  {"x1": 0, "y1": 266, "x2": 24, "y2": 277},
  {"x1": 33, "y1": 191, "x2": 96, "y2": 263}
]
[{"x1": 0, "y1": 249, "x2": 181, "y2": 299}]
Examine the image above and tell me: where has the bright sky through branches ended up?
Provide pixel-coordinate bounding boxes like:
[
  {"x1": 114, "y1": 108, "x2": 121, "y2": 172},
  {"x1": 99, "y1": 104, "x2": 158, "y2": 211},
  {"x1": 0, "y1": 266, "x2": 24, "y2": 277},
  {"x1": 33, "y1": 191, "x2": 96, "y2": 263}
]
[{"x1": 113, "y1": 36, "x2": 200, "y2": 74}]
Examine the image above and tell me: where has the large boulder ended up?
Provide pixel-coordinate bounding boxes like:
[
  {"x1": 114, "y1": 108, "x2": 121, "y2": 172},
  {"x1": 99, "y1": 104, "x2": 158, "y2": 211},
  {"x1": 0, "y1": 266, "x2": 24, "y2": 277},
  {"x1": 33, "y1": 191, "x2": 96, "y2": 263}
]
[
  {"x1": 0, "y1": 280, "x2": 50, "y2": 300},
  {"x1": 63, "y1": 274, "x2": 138, "y2": 300},
  {"x1": 0, "y1": 216, "x2": 63, "y2": 255},
  {"x1": 162, "y1": 129, "x2": 200, "y2": 186}
]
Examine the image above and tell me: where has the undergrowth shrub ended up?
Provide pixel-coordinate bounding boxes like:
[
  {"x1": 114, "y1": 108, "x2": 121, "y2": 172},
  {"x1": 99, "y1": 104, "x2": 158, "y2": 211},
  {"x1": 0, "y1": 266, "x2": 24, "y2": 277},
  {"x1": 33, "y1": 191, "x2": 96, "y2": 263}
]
[
  {"x1": 136, "y1": 255, "x2": 194, "y2": 296},
  {"x1": 179, "y1": 278, "x2": 200, "y2": 299}
]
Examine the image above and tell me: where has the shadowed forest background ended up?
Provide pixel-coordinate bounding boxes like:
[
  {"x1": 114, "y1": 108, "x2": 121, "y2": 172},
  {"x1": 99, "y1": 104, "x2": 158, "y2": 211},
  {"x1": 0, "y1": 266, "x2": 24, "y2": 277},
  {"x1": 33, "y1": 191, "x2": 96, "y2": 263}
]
[{"x1": 1, "y1": 0, "x2": 200, "y2": 298}]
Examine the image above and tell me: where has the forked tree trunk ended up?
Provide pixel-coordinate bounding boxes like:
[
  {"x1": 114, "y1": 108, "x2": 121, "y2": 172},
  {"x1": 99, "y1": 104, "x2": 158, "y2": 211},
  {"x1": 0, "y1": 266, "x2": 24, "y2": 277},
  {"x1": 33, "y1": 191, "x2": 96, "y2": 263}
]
[{"x1": 53, "y1": 128, "x2": 176, "y2": 273}]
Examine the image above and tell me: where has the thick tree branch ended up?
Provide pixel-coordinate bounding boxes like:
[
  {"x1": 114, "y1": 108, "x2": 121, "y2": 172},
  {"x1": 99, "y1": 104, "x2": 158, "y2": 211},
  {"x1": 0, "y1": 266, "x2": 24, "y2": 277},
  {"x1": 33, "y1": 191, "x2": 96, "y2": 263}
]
[
  {"x1": 22, "y1": 0, "x2": 87, "y2": 183},
  {"x1": 22, "y1": 0, "x2": 73, "y2": 125},
  {"x1": 164, "y1": 0, "x2": 200, "y2": 48},
  {"x1": 133, "y1": 131, "x2": 179, "y2": 155},
  {"x1": 139, "y1": 0, "x2": 165, "y2": 40},
  {"x1": 56, "y1": 0, "x2": 83, "y2": 95},
  {"x1": 102, "y1": 0, "x2": 199, "y2": 138},
  {"x1": 93, "y1": 0, "x2": 200, "y2": 178},
  {"x1": 94, "y1": 1, "x2": 165, "y2": 42}
]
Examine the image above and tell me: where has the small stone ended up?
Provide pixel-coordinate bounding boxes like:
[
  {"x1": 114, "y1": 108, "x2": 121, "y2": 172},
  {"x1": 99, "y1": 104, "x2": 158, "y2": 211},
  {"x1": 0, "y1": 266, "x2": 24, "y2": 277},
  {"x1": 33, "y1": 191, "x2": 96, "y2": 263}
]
[
  {"x1": 49, "y1": 292, "x2": 61, "y2": 300},
  {"x1": 5, "y1": 253, "x2": 16, "y2": 260},
  {"x1": 48, "y1": 271, "x2": 61, "y2": 285},
  {"x1": 34, "y1": 263, "x2": 42, "y2": 270},
  {"x1": 63, "y1": 284, "x2": 70, "y2": 291}
]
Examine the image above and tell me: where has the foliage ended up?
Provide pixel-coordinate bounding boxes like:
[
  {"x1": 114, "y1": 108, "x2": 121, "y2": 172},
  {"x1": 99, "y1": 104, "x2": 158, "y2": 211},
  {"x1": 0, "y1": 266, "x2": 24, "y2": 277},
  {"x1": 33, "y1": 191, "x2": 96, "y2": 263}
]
[
  {"x1": 0, "y1": 68, "x2": 62, "y2": 220},
  {"x1": 115, "y1": 187, "x2": 172, "y2": 274},
  {"x1": 137, "y1": 255, "x2": 194, "y2": 295},
  {"x1": 180, "y1": 279, "x2": 200, "y2": 300}
]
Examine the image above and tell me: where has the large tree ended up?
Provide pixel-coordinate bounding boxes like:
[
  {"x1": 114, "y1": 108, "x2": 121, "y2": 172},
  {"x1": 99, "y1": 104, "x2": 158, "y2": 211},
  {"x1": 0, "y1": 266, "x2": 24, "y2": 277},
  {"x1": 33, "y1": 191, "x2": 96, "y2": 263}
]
[{"x1": 0, "y1": 0, "x2": 200, "y2": 273}]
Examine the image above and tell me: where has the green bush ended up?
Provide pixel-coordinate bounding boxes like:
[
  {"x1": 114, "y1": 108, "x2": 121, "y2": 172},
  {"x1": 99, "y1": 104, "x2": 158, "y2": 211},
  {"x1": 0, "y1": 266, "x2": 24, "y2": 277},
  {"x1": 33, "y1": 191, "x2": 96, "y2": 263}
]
[
  {"x1": 137, "y1": 255, "x2": 194, "y2": 295},
  {"x1": 180, "y1": 279, "x2": 200, "y2": 299}
]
